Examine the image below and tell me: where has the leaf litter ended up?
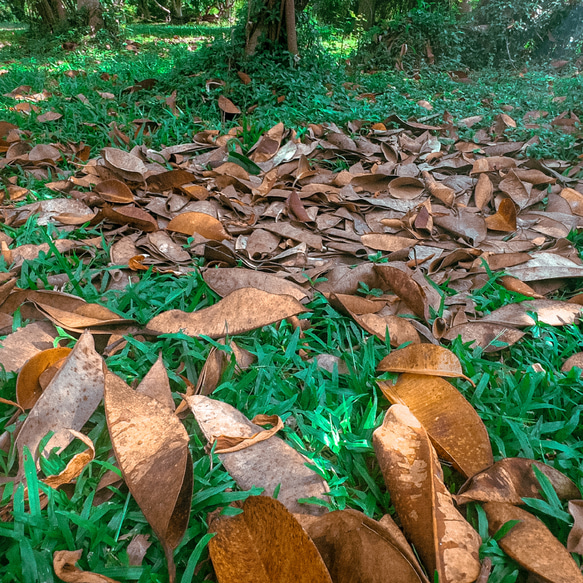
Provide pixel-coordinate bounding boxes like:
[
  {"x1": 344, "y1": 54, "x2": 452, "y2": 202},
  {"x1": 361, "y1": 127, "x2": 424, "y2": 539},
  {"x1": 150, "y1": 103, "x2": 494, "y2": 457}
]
[{"x1": 1, "y1": 113, "x2": 583, "y2": 581}]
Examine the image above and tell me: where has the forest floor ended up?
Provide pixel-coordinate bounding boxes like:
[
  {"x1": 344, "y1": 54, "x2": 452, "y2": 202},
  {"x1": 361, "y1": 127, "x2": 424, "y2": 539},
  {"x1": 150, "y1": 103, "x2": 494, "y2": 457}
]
[{"x1": 1, "y1": 21, "x2": 583, "y2": 583}]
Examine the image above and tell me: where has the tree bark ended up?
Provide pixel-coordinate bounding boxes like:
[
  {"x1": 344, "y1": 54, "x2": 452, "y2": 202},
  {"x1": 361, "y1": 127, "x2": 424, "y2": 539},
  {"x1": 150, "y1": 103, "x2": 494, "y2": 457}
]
[
  {"x1": 77, "y1": 0, "x2": 103, "y2": 30},
  {"x1": 358, "y1": 0, "x2": 375, "y2": 30},
  {"x1": 285, "y1": 0, "x2": 298, "y2": 55}
]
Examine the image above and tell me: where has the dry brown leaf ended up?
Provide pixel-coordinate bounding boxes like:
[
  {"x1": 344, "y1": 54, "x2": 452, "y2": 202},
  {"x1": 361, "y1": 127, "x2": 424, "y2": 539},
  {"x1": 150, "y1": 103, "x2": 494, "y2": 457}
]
[
  {"x1": 373, "y1": 405, "x2": 481, "y2": 583},
  {"x1": 127, "y1": 535, "x2": 152, "y2": 566},
  {"x1": 481, "y1": 300, "x2": 583, "y2": 327},
  {"x1": 360, "y1": 234, "x2": 417, "y2": 252},
  {"x1": 484, "y1": 198, "x2": 517, "y2": 232},
  {"x1": 559, "y1": 187, "x2": 583, "y2": 215},
  {"x1": 16, "y1": 346, "x2": 72, "y2": 409},
  {"x1": 377, "y1": 344, "x2": 472, "y2": 383},
  {"x1": 166, "y1": 211, "x2": 230, "y2": 240},
  {"x1": 208, "y1": 496, "x2": 332, "y2": 583},
  {"x1": 95, "y1": 179, "x2": 135, "y2": 203},
  {"x1": 146, "y1": 169, "x2": 196, "y2": 193},
  {"x1": 374, "y1": 264, "x2": 429, "y2": 320},
  {"x1": 498, "y1": 275, "x2": 542, "y2": 298},
  {"x1": 389, "y1": 176, "x2": 425, "y2": 199},
  {"x1": 102, "y1": 147, "x2": 147, "y2": 182},
  {"x1": 136, "y1": 353, "x2": 174, "y2": 411},
  {"x1": 483, "y1": 502, "x2": 583, "y2": 583},
  {"x1": 422, "y1": 171, "x2": 454, "y2": 205},
  {"x1": 212, "y1": 414, "x2": 283, "y2": 453},
  {"x1": 456, "y1": 458, "x2": 580, "y2": 505},
  {"x1": 218, "y1": 95, "x2": 241, "y2": 115},
  {"x1": 37, "y1": 111, "x2": 62, "y2": 123},
  {"x1": 567, "y1": 500, "x2": 583, "y2": 553},
  {"x1": 504, "y1": 253, "x2": 583, "y2": 281},
  {"x1": 100, "y1": 205, "x2": 159, "y2": 232},
  {"x1": 53, "y1": 550, "x2": 120, "y2": 583},
  {"x1": 15, "y1": 331, "x2": 104, "y2": 475},
  {"x1": 251, "y1": 122, "x2": 285, "y2": 163},
  {"x1": 474, "y1": 173, "x2": 493, "y2": 210},
  {"x1": 42, "y1": 430, "x2": 95, "y2": 489},
  {"x1": 305, "y1": 509, "x2": 430, "y2": 583},
  {"x1": 237, "y1": 71, "x2": 252, "y2": 85},
  {"x1": 203, "y1": 268, "x2": 309, "y2": 302},
  {"x1": 187, "y1": 395, "x2": 329, "y2": 514},
  {"x1": 146, "y1": 287, "x2": 306, "y2": 338},
  {"x1": 104, "y1": 369, "x2": 192, "y2": 583},
  {"x1": 443, "y1": 322, "x2": 525, "y2": 352},
  {"x1": 0, "y1": 322, "x2": 57, "y2": 374},
  {"x1": 378, "y1": 374, "x2": 493, "y2": 478},
  {"x1": 562, "y1": 352, "x2": 583, "y2": 375},
  {"x1": 353, "y1": 313, "x2": 420, "y2": 346}
]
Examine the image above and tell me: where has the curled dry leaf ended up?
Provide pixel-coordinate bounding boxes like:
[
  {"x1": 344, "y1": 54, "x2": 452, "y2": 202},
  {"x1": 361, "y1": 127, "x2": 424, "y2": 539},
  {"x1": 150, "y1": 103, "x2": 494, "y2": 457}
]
[
  {"x1": 498, "y1": 275, "x2": 542, "y2": 298},
  {"x1": 455, "y1": 458, "x2": 580, "y2": 505},
  {"x1": 442, "y1": 322, "x2": 525, "y2": 353},
  {"x1": 423, "y1": 171, "x2": 454, "y2": 206},
  {"x1": 485, "y1": 198, "x2": 517, "y2": 232},
  {"x1": 203, "y1": 268, "x2": 309, "y2": 302},
  {"x1": 474, "y1": 173, "x2": 493, "y2": 210},
  {"x1": 374, "y1": 264, "x2": 429, "y2": 320},
  {"x1": 187, "y1": 395, "x2": 329, "y2": 515},
  {"x1": 483, "y1": 502, "x2": 583, "y2": 583},
  {"x1": 504, "y1": 253, "x2": 583, "y2": 281},
  {"x1": 567, "y1": 500, "x2": 583, "y2": 554},
  {"x1": 146, "y1": 287, "x2": 307, "y2": 338},
  {"x1": 377, "y1": 344, "x2": 472, "y2": 384},
  {"x1": 377, "y1": 374, "x2": 493, "y2": 478},
  {"x1": 104, "y1": 369, "x2": 193, "y2": 583},
  {"x1": 559, "y1": 187, "x2": 583, "y2": 216},
  {"x1": 127, "y1": 534, "x2": 152, "y2": 566},
  {"x1": 213, "y1": 414, "x2": 283, "y2": 453},
  {"x1": 15, "y1": 330, "x2": 104, "y2": 475},
  {"x1": 53, "y1": 550, "x2": 120, "y2": 583},
  {"x1": 136, "y1": 353, "x2": 174, "y2": 411},
  {"x1": 305, "y1": 509, "x2": 429, "y2": 583},
  {"x1": 208, "y1": 496, "x2": 332, "y2": 583},
  {"x1": 166, "y1": 211, "x2": 231, "y2": 241},
  {"x1": 95, "y1": 179, "x2": 135, "y2": 204},
  {"x1": 373, "y1": 405, "x2": 481, "y2": 583},
  {"x1": 102, "y1": 147, "x2": 147, "y2": 182},
  {"x1": 100, "y1": 205, "x2": 158, "y2": 233},
  {"x1": 42, "y1": 430, "x2": 95, "y2": 489},
  {"x1": 481, "y1": 300, "x2": 583, "y2": 328},
  {"x1": 16, "y1": 346, "x2": 72, "y2": 409},
  {"x1": 389, "y1": 177, "x2": 425, "y2": 200}
]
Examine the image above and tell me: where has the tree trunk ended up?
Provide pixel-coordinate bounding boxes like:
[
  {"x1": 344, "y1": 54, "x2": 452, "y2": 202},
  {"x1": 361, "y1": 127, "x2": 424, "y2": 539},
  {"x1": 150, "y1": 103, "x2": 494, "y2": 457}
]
[
  {"x1": 172, "y1": 0, "x2": 182, "y2": 18},
  {"x1": 77, "y1": 0, "x2": 103, "y2": 30},
  {"x1": 358, "y1": 0, "x2": 375, "y2": 30},
  {"x1": 285, "y1": 0, "x2": 298, "y2": 55},
  {"x1": 244, "y1": 0, "x2": 303, "y2": 56}
]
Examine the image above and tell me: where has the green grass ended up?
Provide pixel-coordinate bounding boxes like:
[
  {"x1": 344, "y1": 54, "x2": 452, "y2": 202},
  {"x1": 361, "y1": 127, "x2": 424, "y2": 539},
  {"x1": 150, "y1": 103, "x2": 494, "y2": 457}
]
[{"x1": 1, "y1": 21, "x2": 583, "y2": 583}]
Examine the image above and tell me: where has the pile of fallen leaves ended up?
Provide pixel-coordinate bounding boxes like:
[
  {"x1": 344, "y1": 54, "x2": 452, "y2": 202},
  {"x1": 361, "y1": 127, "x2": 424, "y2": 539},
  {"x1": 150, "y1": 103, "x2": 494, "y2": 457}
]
[{"x1": 2, "y1": 100, "x2": 583, "y2": 582}]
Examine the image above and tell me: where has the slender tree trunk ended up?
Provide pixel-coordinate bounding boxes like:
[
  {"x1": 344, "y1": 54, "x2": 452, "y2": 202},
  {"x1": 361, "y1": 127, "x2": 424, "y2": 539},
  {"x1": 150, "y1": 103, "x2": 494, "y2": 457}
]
[
  {"x1": 285, "y1": 0, "x2": 298, "y2": 54},
  {"x1": 172, "y1": 0, "x2": 182, "y2": 18}
]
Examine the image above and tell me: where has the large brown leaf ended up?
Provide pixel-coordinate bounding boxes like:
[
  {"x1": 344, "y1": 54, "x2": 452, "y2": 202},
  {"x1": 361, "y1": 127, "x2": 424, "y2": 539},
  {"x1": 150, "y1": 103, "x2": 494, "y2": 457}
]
[
  {"x1": 146, "y1": 287, "x2": 307, "y2": 338},
  {"x1": 208, "y1": 496, "x2": 332, "y2": 583},
  {"x1": 377, "y1": 344, "x2": 472, "y2": 383},
  {"x1": 305, "y1": 509, "x2": 430, "y2": 583},
  {"x1": 481, "y1": 300, "x2": 583, "y2": 327},
  {"x1": 104, "y1": 368, "x2": 192, "y2": 583},
  {"x1": 442, "y1": 322, "x2": 525, "y2": 352},
  {"x1": 483, "y1": 502, "x2": 583, "y2": 582},
  {"x1": 167, "y1": 211, "x2": 231, "y2": 240},
  {"x1": 187, "y1": 395, "x2": 329, "y2": 515},
  {"x1": 377, "y1": 374, "x2": 492, "y2": 478},
  {"x1": 373, "y1": 405, "x2": 481, "y2": 583},
  {"x1": 15, "y1": 330, "x2": 104, "y2": 474},
  {"x1": 102, "y1": 147, "x2": 147, "y2": 182},
  {"x1": 455, "y1": 458, "x2": 580, "y2": 505},
  {"x1": 203, "y1": 268, "x2": 309, "y2": 302}
]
